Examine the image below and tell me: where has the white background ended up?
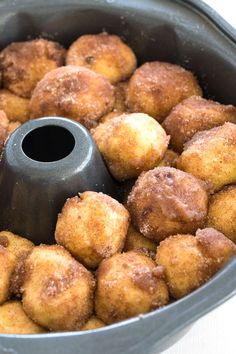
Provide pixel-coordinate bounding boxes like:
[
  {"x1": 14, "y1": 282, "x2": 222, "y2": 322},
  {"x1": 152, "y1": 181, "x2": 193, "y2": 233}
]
[{"x1": 162, "y1": 1, "x2": 236, "y2": 353}]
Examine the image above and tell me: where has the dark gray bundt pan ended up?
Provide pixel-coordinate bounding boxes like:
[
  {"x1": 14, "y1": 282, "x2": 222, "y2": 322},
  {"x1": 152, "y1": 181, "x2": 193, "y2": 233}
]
[{"x1": 0, "y1": 1, "x2": 235, "y2": 354}]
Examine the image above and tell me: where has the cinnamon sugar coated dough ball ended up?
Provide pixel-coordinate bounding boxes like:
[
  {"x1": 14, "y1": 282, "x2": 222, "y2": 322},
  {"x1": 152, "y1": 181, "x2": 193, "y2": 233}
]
[
  {"x1": 30, "y1": 66, "x2": 115, "y2": 129},
  {"x1": 0, "y1": 38, "x2": 66, "y2": 98},
  {"x1": 157, "y1": 149, "x2": 179, "y2": 168},
  {"x1": 0, "y1": 231, "x2": 34, "y2": 303},
  {"x1": 113, "y1": 81, "x2": 128, "y2": 111},
  {"x1": 0, "y1": 110, "x2": 9, "y2": 151},
  {"x1": 0, "y1": 230, "x2": 34, "y2": 260},
  {"x1": 207, "y1": 186, "x2": 236, "y2": 243},
  {"x1": 22, "y1": 245, "x2": 95, "y2": 331},
  {"x1": 156, "y1": 228, "x2": 236, "y2": 299},
  {"x1": 55, "y1": 192, "x2": 129, "y2": 269},
  {"x1": 8, "y1": 121, "x2": 21, "y2": 135},
  {"x1": 0, "y1": 110, "x2": 9, "y2": 127},
  {"x1": 127, "y1": 167, "x2": 209, "y2": 243},
  {"x1": 95, "y1": 251, "x2": 169, "y2": 324},
  {"x1": 177, "y1": 122, "x2": 236, "y2": 191},
  {"x1": 162, "y1": 96, "x2": 236, "y2": 152},
  {"x1": 100, "y1": 111, "x2": 124, "y2": 123},
  {"x1": 80, "y1": 316, "x2": 105, "y2": 331},
  {"x1": 0, "y1": 301, "x2": 45, "y2": 334},
  {"x1": 66, "y1": 33, "x2": 137, "y2": 84},
  {"x1": 0, "y1": 245, "x2": 15, "y2": 304},
  {"x1": 124, "y1": 224, "x2": 157, "y2": 255},
  {"x1": 0, "y1": 89, "x2": 30, "y2": 122},
  {"x1": 0, "y1": 231, "x2": 34, "y2": 298},
  {"x1": 92, "y1": 113, "x2": 169, "y2": 181},
  {"x1": 126, "y1": 61, "x2": 202, "y2": 122}
]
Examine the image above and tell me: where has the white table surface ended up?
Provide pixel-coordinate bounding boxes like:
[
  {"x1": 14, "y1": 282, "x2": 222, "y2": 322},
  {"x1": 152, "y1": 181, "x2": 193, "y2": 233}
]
[{"x1": 162, "y1": 1, "x2": 236, "y2": 353}]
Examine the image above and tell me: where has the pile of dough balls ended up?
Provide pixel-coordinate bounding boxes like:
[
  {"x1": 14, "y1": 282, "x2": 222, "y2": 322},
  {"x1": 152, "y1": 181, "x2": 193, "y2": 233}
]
[{"x1": 0, "y1": 32, "x2": 236, "y2": 335}]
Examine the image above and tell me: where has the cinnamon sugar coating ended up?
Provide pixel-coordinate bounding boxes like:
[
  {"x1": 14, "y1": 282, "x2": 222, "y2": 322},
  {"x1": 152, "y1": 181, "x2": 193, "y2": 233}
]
[
  {"x1": 177, "y1": 122, "x2": 236, "y2": 191},
  {"x1": 163, "y1": 96, "x2": 236, "y2": 152},
  {"x1": 22, "y1": 245, "x2": 95, "y2": 331},
  {"x1": 30, "y1": 65, "x2": 115, "y2": 129},
  {"x1": 95, "y1": 251, "x2": 169, "y2": 324},
  {"x1": 127, "y1": 167, "x2": 209, "y2": 242},
  {"x1": 0, "y1": 38, "x2": 65, "y2": 98},
  {"x1": 66, "y1": 33, "x2": 136, "y2": 84},
  {"x1": 92, "y1": 113, "x2": 169, "y2": 181},
  {"x1": 126, "y1": 61, "x2": 202, "y2": 122},
  {"x1": 207, "y1": 186, "x2": 236, "y2": 243},
  {"x1": 55, "y1": 192, "x2": 129, "y2": 269},
  {"x1": 156, "y1": 228, "x2": 236, "y2": 299}
]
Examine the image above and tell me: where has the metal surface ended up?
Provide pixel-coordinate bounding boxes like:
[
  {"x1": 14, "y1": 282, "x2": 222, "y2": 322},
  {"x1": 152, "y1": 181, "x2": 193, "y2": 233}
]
[{"x1": 0, "y1": 0, "x2": 235, "y2": 353}]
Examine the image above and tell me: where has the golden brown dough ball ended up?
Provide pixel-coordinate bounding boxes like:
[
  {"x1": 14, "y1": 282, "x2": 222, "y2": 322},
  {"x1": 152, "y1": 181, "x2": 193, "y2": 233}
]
[
  {"x1": 126, "y1": 61, "x2": 202, "y2": 122},
  {"x1": 95, "y1": 251, "x2": 169, "y2": 324},
  {"x1": 66, "y1": 33, "x2": 137, "y2": 84},
  {"x1": 0, "y1": 301, "x2": 45, "y2": 334},
  {"x1": 0, "y1": 231, "x2": 34, "y2": 298},
  {"x1": 0, "y1": 89, "x2": 30, "y2": 122},
  {"x1": 207, "y1": 186, "x2": 236, "y2": 243},
  {"x1": 0, "y1": 109, "x2": 9, "y2": 127},
  {"x1": 195, "y1": 228, "x2": 236, "y2": 269},
  {"x1": 0, "y1": 110, "x2": 9, "y2": 151},
  {"x1": 177, "y1": 122, "x2": 236, "y2": 191},
  {"x1": 162, "y1": 96, "x2": 236, "y2": 153},
  {"x1": 100, "y1": 111, "x2": 124, "y2": 123},
  {"x1": 8, "y1": 121, "x2": 21, "y2": 135},
  {"x1": 0, "y1": 246, "x2": 15, "y2": 304},
  {"x1": 113, "y1": 81, "x2": 128, "y2": 111},
  {"x1": 0, "y1": 38, "x2": 66, "y2": 98},
  {"x1": 127, "y1": 167, "x2": 209, "y2": 243},
  {"x1": 124, "y1": 224, "x2": 157, "y2": 257},
  {"x1": 156, "y1": 228, "x2": 236, "y2": 299},
  {"x1": 80, "y1": 315, "x2": 105, "y2": 331},
  {"x1": 55, "y1": 192, "x2": 129, "y2": 269},
  {"x1": 22, "y1": 245, "x2": 95, "y2": 331},
  {"x1": 30, "y1": 66, "x2": 115, "y2": 129},
  {"x1": 92, "y1": 113, "x2": 169, "y2": 181},
  {"x1": 0, "y1": 230, "x2": 34, "y2": 261},
  {"x1": 157, "y1": 149, "x2": 179, "y2": 168}
]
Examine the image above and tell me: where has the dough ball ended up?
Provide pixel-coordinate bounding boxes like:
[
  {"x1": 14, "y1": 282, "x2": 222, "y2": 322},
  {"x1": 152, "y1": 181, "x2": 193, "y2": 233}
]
[
  {"x1": 0, "y1": 38, "x2": 66, "y2": 98},
  {"x1": 92, "y1": 113, "x2": 169, "y2": 181},
  {"x1": 80, "y1": 315, "x2": 105, "y2": 331},
  {"x1": 207, "y1": 186, "x2": 236, "y2": 243},
  {"x1": 95, "y1": 251, "x2": 169, "y2": 324},
  {"x1": 113, "y1": 81, "x2": 128, "y2": 111},
  {"x1": 124, "y1": 224, "x2": 157, "y2": 257},
  {"x1": 55, "y1": 192, "x2": 129, "y2": 269},
  {"x1": 100, "y1": 111, "x2": 124, "y2": 123},
  {"x1": 22, "y1": 245, "x2": 95, "y2": 331},
  {"x1": 0, "y1": 231, "x2": 34, "y2": 301},
  {"x1": 177, "y1": 122, "x2": 236, "y2": 191},
  {"x1": 30, "y1": 65, "x2": 115, "y2": 129},
  {"x1": 0, "y1": 301, "x2": 45, "y2": 334},
  {"x1": 0, "y1": 110, "x2": 9, "y2": 151},
  {"x1": 127, "y1": 61, "x2": 202, "y2": 122},
  {"x1": 66, "y1": 33, "x2": 136, "y2": 84},
  {"x1": 157, "y1": 149, "x2": 179, "y2": 168},
  {"x1": 0, "y1": 89, "x2": 30, "y2": 122},
  {"x1": 162, "y1": 96, "x2": 236, "y2": 152},
  {"x1": 156, "y1": 228, "x2": 236, "y2": 299},
  {"x1": 8, "y1": 121, "x2": 21, "y2": 135},
  {"x1": 0, "y1": 246, "x2": 15, "y2": 304},
  {"x1": 127, "y1": 167, "x2": 209, "y2": 242}
]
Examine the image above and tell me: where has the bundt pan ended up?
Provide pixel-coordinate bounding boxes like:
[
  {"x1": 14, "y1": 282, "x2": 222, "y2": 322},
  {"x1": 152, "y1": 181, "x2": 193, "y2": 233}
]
[{"x1": 0, "y1": 0, "x2": 236, "y2": 353}]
